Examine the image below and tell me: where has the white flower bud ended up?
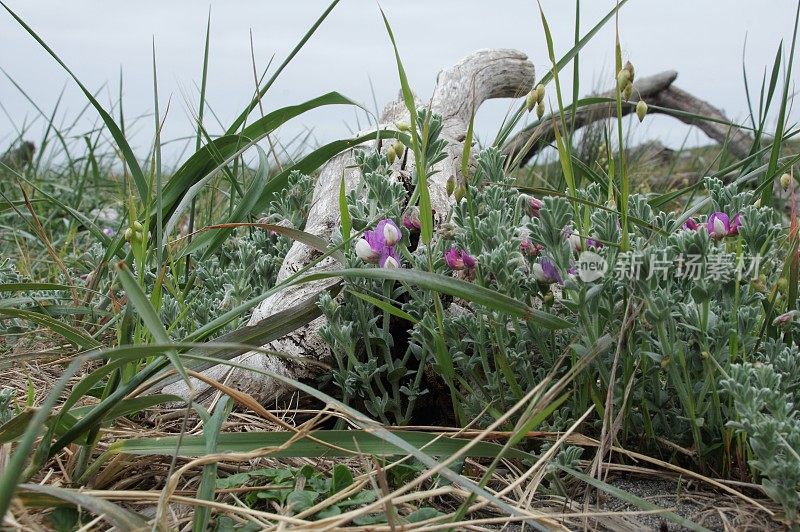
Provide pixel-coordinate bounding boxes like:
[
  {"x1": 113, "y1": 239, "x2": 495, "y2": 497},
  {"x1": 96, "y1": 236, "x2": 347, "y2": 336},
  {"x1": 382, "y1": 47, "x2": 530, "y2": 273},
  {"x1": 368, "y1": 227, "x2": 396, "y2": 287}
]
[
  {"x1": 383, "y1": 222, "x2": 400, "y2": 246},
  {"x1": 383, "y1": 256, "x2": 399, "y2": 269},
  {"x1": 531, "y1": 263, "x2": 547, "y2": 283},
  {"x1": 566, "y1": 230, "x2": 582, "y2": 252},
  {"x1": 780, "y1": 173, "x2": 792, "y2": 190},
  {"x1": 355, "y1": 239, "x2": 379, "y2": 263}
]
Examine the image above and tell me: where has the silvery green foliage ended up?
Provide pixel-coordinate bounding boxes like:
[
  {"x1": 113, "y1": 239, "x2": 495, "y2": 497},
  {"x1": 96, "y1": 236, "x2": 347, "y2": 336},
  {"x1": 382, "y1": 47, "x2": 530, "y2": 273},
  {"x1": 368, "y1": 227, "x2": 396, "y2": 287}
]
[
  {"x1": 0, "y1": 386, "x2": 15, "y2": 424},
  {"x1": 161, "y1": 228, "x2": 290, "y2": 339},
  {"x1": 705, "y1": 176, "x2": 755, "y2": 213},
  {"x1": 267, "y1": 170, "x2": 315, "y2": 230},
  {"x1": 526, "y1": 196, "x2": 573, "y2": 272},
  {"x1": 345, "y1": 150, "x2": 407, "y2": 229},
  {"x1": 413, "y1": 147, "x2": 570, "y2": 423},
  {"x1": 159, "y1": 170, "x2": 313, "y2": 338},
  {"x1": 318, "y1": 110, "x2": 450, "y2": 425},
  {"x1": 720, "y1": 341, "x2": 800, "y2": 519}
]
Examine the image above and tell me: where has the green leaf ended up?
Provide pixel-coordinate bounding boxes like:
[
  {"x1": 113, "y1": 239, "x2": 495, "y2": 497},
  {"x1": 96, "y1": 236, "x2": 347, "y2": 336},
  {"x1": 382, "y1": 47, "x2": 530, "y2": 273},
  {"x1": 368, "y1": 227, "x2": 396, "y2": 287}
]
[
  {"x1": 0, "y1": 282, "x2": 73, "y2": 293},
  {"x1": 161, "y1": 92, "x2": 364, "y2": 223},
  {"x1": 109, "y1": 429, "x2": 532, "y2": 461},
  {"x1": 114, "y1": 262, "x2": 191, "y2": 388},
  {"x1": 405, "y1": 507, "x2": 444, "y2": 523},
  {"x1": 17, "y1": 484, "x2": 148, "y2": 530},
  {"x1": 346, "y1": 289, "x2": 418, "y2": 324},
  {"x1": 286, "y1": 490, "x2": 317, "y2": 513},
  {"x1": 195, "y1": 145, "x2": 271, "y2": 260},
  {"x1": 0, "y1": 308, "x2": 99, "y2": 349},
  {"x1": 330, "y1": 464, "x2": 354, "y2": 495},
  {"x1": 193, "y1": 396, "x2": 231, "y2": 532},
  {"x1": 0, "y1": 358, "x2": 81, "y2": 520},
  {"x1": 380, "y1": 9, "x2": 432, "y2": 244},
  {"x1": 339, "y1": 170, "x2": 351, "y2": 253}
]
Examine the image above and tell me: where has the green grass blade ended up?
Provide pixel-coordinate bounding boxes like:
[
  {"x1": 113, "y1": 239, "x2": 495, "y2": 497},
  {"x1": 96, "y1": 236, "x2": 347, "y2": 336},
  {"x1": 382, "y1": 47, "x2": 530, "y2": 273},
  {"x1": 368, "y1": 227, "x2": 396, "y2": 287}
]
[
  {"x1": 339, "y1": 170, "x2": 351, "y2": 253},
  {"x1": 294, "y1": 268, "x2": 573, "y2": 329},
  {"x1": 0, "y1": 1, "x2": 148, "y2": 203},
  {"x1": 114, "y1": 262, "x2": 192, "y2": 389},
  {"x1": 0, "y1": 308, "x2": 99, "y2": 349},
  {"x1": 346, "y1": 288, "x2": 418, "y2": 324},
  {"x1": 226, "y1": 0, "x2": 341, "y2": 134},
  {"x1": 495, "y1": 0, "x2": 629, "y2": 147},
  {"x1": 17, "y1": 484, "x2": 148, "y2": 530},
  {"x1": 192, "y1": 397, "x2": 231, "y2": 532},
  {"x1": 191, "y1": 145, "x2": 271, "y2": 261},
  {"x1": 0, "y1": 358, "x2": 81, "y2": 519},
  {"x1": 110, "y1": 429, "x2": 532, "y2": 461},
  {"x1": 762, "y1": 3, "x2": 800, "y2": 206},
  {"x1": 380, "y1": 8, "x2": 432, "y2": 244}
]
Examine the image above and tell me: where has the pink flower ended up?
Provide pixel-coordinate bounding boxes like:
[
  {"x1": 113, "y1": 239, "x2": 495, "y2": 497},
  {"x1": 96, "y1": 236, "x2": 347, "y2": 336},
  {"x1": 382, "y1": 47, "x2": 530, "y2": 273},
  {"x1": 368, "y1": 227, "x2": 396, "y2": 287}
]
[
  {"x1": 520, "y1": 239, "x2": 544, "y2": 258},
  {"x1": 586, "y1": 238, "x2": 603, "y2": 250},
  {"x1": 529, "y1": 197, "x2": 544, "y2": 217},
  {"x1": 706, "y1": 211, "x2": 741, "y2": 239},
  {"x1": 683, "y1": 218, "x2": 699, "y2": 231},
  {"x1": 707, "y1": 212, "x2": 730, "y2": 239},
  {"x1": 444, "y1": 247, "x2": 476, "y2": 271},
  {"x1": 402, "y1": 213, "x2": 421, "y2": 231},
  {"x1": 532, "y1": 258, "x2": 562, "y2": 285},
  {"x1": 356, "y1": 219, "x2": 402, "y2": 268},
  {"x1": 729, "y1": 213, "x2": 742, "y2": 236}
]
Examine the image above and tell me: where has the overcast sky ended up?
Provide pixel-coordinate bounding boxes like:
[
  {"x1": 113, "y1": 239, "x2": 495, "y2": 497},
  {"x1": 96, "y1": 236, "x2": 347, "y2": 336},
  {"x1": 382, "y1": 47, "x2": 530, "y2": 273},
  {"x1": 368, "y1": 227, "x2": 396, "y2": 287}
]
[{"x1": 1, "y1": 1, "x2": 797, "y2": 166}]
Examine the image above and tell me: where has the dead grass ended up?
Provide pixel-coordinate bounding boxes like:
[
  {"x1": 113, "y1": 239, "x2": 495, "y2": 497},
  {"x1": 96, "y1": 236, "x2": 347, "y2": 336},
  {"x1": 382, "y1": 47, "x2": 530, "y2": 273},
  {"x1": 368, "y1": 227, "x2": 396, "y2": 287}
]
[{"x1": 0, "y1": 348, "x2": 787, "y2": 531}]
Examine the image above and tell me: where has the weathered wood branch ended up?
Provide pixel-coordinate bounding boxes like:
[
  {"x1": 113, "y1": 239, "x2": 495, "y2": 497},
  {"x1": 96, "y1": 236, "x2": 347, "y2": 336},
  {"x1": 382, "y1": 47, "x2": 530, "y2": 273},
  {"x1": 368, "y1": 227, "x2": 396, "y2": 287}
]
[
  {"x1": 504, "y1": 70, "x2": 752, "y2": 167},
  {"x1": 162, "y1": 49, "x2": 535, "y2": 403},
  {"x1": 0, "y1": 141, "x2": 35, "y2": 172}
]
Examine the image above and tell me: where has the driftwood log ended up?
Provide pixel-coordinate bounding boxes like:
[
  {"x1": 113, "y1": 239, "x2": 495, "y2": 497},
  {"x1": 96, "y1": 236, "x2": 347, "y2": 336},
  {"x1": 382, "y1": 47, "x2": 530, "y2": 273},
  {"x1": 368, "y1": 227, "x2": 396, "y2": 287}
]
[
  {"x1": 504, "y1": 70, "x2": 752, "y2": 167},
  {"x1": 0, "y1": 141, "x2": 35, "y2": 172},
  {"x1": 162, "y1": 49, "x2": 535, "y2": 403}
]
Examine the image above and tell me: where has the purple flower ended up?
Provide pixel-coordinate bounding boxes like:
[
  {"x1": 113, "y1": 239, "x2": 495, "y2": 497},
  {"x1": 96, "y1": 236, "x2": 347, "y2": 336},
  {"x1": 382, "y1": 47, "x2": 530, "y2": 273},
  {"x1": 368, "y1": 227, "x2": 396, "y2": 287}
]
[
  {"x1": 586, "y1": 238, "x2": 603, "y2": 250},
  {"x1": 683, "y1": 218, "x2": 699, "y2": 231},
  {"x1": 564, "y1": 227, "x2": 602, "y2": 251},
  {"x1": 707, "y1": 212, "x2": 730, "y2": 239},
  {"x1": 729, "y1": 213, "x2": 742, "y2": 236},
  {"x1": 444, "y1": 247, "x2": 477, "y2": 271},
  {"x1": 532, "y1": 258, "x2": 562, "y2": 285},
  {"x1": 520, "y1": 239, "x2": 544, "y2": 258},
  {"x1": 356, "y1": 219, "x2": 402, "y2": 268},
  {"x1": 529, "y1": 197, "x2": 544, "y2": 217},
  {"x1": 402, "y1": 213, "x2": 421, "y2": 232},
  {"x1": 102, "y1": 227, "x2": 115, "y2": 237},
  {"x1": 707, "y1": 212, "x2": 741, "y2": 239},
  {"x1": 380, "y1": 247, "x2": 400, "y2": 268},
  {"x1": 462, "y1": 251, "x2": 477, "y2": 269}
]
